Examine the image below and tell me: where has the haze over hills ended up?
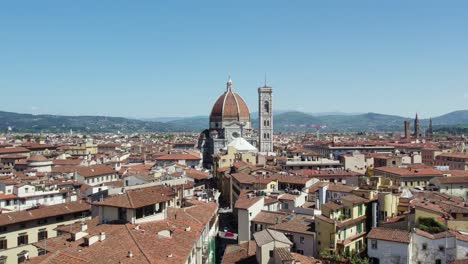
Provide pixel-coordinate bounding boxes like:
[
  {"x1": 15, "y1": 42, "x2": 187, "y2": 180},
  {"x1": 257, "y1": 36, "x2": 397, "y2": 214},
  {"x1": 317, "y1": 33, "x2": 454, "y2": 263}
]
[{"x1": 1, "y1": 110, "x2": 467, "y2": 133}]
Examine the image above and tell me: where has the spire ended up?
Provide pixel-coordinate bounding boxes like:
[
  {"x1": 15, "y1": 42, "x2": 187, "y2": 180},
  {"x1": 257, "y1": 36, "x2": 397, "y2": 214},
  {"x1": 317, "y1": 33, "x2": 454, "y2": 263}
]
[
  {"x1": 226, "y1": 76, "x2": 233, "y2": 92},
  {"x1": 415, "y1": 112, "x2": 419, "y2": 120}
]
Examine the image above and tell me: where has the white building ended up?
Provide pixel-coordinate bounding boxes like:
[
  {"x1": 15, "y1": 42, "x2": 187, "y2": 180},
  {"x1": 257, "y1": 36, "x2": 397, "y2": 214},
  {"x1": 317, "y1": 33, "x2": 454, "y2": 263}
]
[{"x1": 367, "y1": 227, "x2": 411, "y2": 264}]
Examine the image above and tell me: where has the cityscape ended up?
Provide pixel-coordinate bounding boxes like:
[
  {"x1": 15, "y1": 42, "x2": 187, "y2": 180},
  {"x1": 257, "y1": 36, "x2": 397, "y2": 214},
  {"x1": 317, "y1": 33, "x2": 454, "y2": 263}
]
[{"x1": 1, "y1": 1, "x2": 468, "y2": 264}]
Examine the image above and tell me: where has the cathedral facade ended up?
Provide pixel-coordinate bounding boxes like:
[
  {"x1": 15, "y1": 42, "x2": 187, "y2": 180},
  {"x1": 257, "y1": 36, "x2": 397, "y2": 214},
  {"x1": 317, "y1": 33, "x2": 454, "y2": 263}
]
[{"x1": 199, "y1": 77, "x2": 273, "y2": 168}]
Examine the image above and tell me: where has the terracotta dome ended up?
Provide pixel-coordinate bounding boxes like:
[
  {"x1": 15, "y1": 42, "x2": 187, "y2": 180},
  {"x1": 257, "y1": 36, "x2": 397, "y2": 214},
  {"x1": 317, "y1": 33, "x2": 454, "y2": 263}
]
[{"x1": 210, "y1": 78, "x2": 250, "y2": 123}]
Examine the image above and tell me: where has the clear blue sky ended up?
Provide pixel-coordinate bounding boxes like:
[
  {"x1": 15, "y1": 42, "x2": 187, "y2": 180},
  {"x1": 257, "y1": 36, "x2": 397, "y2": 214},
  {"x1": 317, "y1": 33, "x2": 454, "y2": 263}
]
[{"x1": 1, "y1": 1, "x2": 467, "y2": 119}]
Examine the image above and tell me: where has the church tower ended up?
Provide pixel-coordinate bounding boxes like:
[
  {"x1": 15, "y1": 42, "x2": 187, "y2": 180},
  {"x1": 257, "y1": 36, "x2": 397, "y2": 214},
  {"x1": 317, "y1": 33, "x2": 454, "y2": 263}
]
[
  {"x1": 414, "y1": 113, "x2": 420, "y2": 138},
  {"x1": 258, "y1": 83, "x2": 273, "y2": 153}
]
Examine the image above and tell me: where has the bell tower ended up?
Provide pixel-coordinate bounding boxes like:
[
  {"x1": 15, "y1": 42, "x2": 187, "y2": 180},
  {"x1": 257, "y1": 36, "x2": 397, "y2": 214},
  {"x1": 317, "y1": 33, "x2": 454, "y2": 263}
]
[{"x1": 258, "y1": 82, "x2": 273, "y2": 153}]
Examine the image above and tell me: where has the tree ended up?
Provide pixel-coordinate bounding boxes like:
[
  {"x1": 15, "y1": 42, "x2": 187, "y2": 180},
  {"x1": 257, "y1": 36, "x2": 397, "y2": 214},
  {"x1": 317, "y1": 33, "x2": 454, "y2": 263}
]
[{"x1": 418, "y1": 217, "x2": 447, "y2": 234}]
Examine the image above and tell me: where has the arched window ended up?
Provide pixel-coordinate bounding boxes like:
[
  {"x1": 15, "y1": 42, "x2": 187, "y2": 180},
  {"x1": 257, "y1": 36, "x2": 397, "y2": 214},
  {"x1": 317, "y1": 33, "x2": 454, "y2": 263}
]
[{"x1": 264, "y1": 101, "x2": 270, "y2": 113}]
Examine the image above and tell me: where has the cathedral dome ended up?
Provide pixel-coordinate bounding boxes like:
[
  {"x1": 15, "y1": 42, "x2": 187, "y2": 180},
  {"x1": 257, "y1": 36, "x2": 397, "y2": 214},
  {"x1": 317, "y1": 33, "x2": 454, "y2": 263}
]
[{"x1": 210, "y1": 78, "x2": 251, "y2": 123}]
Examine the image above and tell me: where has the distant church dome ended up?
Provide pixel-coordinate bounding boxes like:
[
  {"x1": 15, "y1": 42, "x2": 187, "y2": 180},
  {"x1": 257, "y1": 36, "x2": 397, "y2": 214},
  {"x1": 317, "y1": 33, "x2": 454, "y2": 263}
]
[{"x1": 210, "y1": 77, "x2": 250, "y2": 123}]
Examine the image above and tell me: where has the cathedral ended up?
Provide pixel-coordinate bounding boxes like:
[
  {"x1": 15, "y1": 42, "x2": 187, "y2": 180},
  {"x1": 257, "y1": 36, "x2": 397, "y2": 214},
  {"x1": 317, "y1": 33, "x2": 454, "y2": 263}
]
[{"x1": 199, "y1": 77, "x2": 273, "y2": 168}]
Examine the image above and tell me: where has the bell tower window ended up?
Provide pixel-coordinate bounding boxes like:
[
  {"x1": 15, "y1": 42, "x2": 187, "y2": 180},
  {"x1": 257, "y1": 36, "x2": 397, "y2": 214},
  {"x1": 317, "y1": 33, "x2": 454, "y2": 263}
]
[{"x1": 264, "y1": 101, "x2": 270, "y2": 113}]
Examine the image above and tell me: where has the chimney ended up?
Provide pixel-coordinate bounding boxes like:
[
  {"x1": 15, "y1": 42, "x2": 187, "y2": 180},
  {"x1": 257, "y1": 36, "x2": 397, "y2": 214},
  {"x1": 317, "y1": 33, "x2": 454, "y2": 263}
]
[
  {"x1": 99, "y1": 232, "x2": 106, "y2": 241},
  {"x1": 128, "y1": 251, "x2": 133, "y2": 258}
]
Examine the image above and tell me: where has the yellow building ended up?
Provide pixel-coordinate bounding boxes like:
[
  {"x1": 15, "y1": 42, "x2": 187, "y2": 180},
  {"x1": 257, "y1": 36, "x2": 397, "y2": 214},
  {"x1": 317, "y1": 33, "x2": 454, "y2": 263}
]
[
  {"x1": 213, "y1": 146, "x2": 257, "y2": 203},
  {"x1": 316, "y1": 194, "x2": 368, "y2": 256},
  {"x1": 66, "y1": 139, "x2": 98, "y2": 156},
  {"x1": 0, "y1": 202, "x2": 90, "y2": 264}
]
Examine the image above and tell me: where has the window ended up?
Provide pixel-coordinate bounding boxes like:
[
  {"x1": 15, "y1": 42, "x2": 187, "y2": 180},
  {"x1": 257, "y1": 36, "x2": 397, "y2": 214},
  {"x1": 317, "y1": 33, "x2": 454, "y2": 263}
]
[
  {"x1": 269, "y1": 250, "x2": 274, "y2": 258},
  {"x1": 17, "y1": 234, "x2": 28, "y2": 246},
  {"x1": 38, "y1": 248, "x2": 47, "y2": 256},
  {"x1": 422, "y1": 243, "x2": 427, "y2": 250},
  {"x1": 0, "y1": 256, "x2": 6, "y2": 264},
  {"x1": 300, "y1": 236, "x2": 304, "y2": 244},
  {"x1": 0, "y1": 237, "x2": 7, "y2": 250},
  {"x1": 37, "y1": 219, "x2": 47, "y2": 225},
  {"x1": 435, "y1": 260, "x2": 442, "y2": 264},
  {"x1": 357, "y1": 223, "x2": 363, "y2": 233},
  {"x1": 438, "y1": 245, "x2": 445, "y2": 252},
  {"x1": 371, "y1": 239, "x2": 377, "y2": 249},
  {"x1": 38, "y1": 229, "x2": 48, "y2": 241},
  {"x1": 358, "y1": 204, "x2": 363, "y2": 216},
  {"x1": 17, "y1": 252, "x2": 28, "y2": 263},
  {"x1": 136, "y1": 204, "x2": 162, "y2": 219},
  {"x1": 264, "y1": 101, "x2": 270, "y2": 113}
]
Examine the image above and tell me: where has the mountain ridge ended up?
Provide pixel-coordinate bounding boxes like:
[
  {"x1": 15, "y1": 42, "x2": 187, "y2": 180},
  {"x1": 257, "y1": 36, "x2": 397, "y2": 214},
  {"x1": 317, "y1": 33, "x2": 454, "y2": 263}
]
[{"x1": 1, "y1": 110, "x2": 467, "y2": 133}]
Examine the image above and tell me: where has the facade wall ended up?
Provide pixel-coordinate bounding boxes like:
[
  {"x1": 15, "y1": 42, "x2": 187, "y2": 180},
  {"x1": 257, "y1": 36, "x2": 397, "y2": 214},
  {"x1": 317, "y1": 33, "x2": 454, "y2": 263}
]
[
  {"x1": 0, "y1": 214, "x2": 90, "y2": 264},
  {"x1": 367, "y1": 239, "x2": 410, "y2": 264},
  {"x1": 439, "y1": 183, "x2": 468, "y2": 199},
  {"x1": 411, "y1": 233, "x2": 456, "y2": 264}
]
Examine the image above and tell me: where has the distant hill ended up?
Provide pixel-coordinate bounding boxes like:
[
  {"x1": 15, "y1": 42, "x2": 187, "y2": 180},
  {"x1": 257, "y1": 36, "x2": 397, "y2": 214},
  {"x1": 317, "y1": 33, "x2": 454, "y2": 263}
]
[
  {"x1": 432, "y1": 110, "x2": 468, "y2": 125},
  {"x1": 1, "y1": 110, "x2": 467, "y2": 133},
  {"x1": 0, "y1": 111, "x2": 186, "y2": 133}
]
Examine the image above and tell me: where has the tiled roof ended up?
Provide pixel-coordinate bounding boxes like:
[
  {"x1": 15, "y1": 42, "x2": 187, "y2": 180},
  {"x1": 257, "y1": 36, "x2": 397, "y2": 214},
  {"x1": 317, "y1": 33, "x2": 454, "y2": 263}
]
[
  {"x1": 0, "y1": 201, "x2": 90, "y2": 226},
  {"x1": 93, "y1": 185, "x2": 175, "y2": 209},
  {"x1": 437, "y1": 176, "x2": 468, "y2": 184},
  {"x1": 252, "y1": 210, "x2": 288, "y2": 225},
  {"x1": 367, "y1": 227, "x2": 410, "y2": 243},
  {"x1": 76, "y1": 164, "x2": 116, "y2": 178},
  {"x1": 374, "y1": 166, "x2": 443, "y2": 177},
  {"x1": 33, "y1": 201, "x2": 218, "y2": 264},
  {"x1": 270, "y1": 214, "x2": 315, "y2": 235},
  {"x1": 253, "y1": 229, "x2": 292, "y2": 246},
  {"x1": 414, "y1": 228, "x2": 455, "y2": 240},
  {"x1": 340, "y1": 194, "x2": 368, "y2": 205},
  {"x1": 0, "y1": 147, "x2": 30, "y2": 154},
  {"x1": 155, "y1": 153, "x2": 201, "y2": 161},
  {"x1": 222, "y1": 241, "x2": 257, "y2": 264}
]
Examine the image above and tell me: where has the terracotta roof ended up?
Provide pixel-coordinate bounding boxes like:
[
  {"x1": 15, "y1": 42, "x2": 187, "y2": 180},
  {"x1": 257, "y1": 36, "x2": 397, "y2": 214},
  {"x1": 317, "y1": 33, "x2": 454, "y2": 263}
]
[
  {"x1": 184, "y1": 168, "x2": 210, "y2": 180},
  {"x1": 279, "y1": 193, "x2": 298, "y2": 201},
  {"x1": 93, "y1": 185, "x2": 175, "y2": 209},
  {"x1": 222, "y1": 241, "x2": 257, "y2": 264},
  {"x1": 0, "y1": 147, "x2": 30, "y2": 155},
  {"x1": 437, "y1": 176, "x2": 468, "y2": 184},
  {"x1": 367, "y1": 227, "x2": 410, "y2": 243},
  {"x1": 270, "y1": 214, "x2": 315, "y2": 235},
  {"x1": 374, "y1": 166, "x2": 444, "y2": 177},
  {"x1": 76, "y1": 164, "x2": 116, "y2": 178},
  {"x1": 155, "y1": 153, "x2": 201, "y2": 161},
  {"x1": 327, "y1": 183, "x2": 356, "y2": 193},
  {"x1": 340, "y1": 194, "x2": 368, "y2": 205},
  {"x1": 33, "y1": 201, "x2": 218, "y2": 264},
  {"x1": 53, "y1": 159, "x2": 83, "y2": 166},
  {"x1": 414, "y1": 228, "x2": 455, "y2": 240},
  {"x1": 437, "y1": 152, "x2": 468, "y2": 159},
  {"x1": 210, "y1": 80, "x2": 250, "y2": 123},
  {"x1": 27, "y1": 155, "x2": 49, "y2": 162},
  {"x1": 252, "y1": 210, "x2": 288, "y2": 225},
  {"x1": 0, "y1": 201, "x2": 90, "y2": 226}
]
